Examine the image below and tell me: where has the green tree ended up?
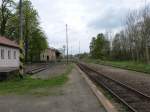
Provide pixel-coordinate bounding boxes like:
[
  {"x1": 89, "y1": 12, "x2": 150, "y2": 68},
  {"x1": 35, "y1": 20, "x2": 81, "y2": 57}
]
[
  {"x1": 90, "y1": 37, "x2": 96, "y2": 58},
  {"x1": 0, "y1": 0, "x2": 15, "y2": 36},
  {"x1": 89, "y1": 33, "x2": 110, "y2": 59},
  {"x1": 29, "y1": 28, "x2": 48, "y2": 62},
  {"x1": 0, "y1": 0, "x2": 48, "y2": 62}
]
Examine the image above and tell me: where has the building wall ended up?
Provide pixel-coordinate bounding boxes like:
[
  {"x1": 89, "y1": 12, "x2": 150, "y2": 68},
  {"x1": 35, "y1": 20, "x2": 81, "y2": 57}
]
[
  {"x1": 0, "y1": 45, "x2": 19, "y2": 67},
  {"x1": 40, "y1": 49, "x2": 56, "y2": 62}
]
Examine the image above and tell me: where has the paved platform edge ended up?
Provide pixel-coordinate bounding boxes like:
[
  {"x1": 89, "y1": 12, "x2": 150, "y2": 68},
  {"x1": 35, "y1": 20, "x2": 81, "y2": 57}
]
[{"x1": 75, "y1": 65, "x2": 118, "y2": 112}]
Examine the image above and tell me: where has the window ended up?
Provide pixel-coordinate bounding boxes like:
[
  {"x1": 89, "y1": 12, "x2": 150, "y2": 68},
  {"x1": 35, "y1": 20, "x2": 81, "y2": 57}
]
[
  {"x1": 8, "y1": 50, "x2": 11, "y2": 59},
  {"x1": 1, "y1": 49, "x2": 4, "y2": 59},
  {"x1": 14, "y1": 51, "x2": 16, "y2": 59}
]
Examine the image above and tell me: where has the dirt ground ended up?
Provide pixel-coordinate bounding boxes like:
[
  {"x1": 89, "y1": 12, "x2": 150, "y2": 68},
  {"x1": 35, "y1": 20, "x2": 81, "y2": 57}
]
[
  {"x1": 88, "y1": 63, "x2": 150, "y2": 96},
  {"x1": 0, "y1": 65, "x2": 106, "y2": 112}
]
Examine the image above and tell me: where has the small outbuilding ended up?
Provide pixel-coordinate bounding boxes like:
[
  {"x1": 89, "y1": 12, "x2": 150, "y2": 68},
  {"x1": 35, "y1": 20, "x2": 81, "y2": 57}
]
[
  {"x1": 40, "y1": 48, "x2": 61, "y2": 62},
  {"x1": 0, "y1": 36, "x2": 20, "y2": 68}
]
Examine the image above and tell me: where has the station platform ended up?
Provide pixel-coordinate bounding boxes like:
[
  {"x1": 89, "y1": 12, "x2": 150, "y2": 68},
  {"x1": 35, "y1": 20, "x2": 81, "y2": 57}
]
[{"x1": 0, "y1": 65, "x2": 107, "y2": 112}]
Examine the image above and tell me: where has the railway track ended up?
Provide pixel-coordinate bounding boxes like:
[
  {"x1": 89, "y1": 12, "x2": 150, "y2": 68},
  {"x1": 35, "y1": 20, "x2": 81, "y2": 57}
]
[
  {"x1": 25, "y1": 64, "x2": 49, "y2": 74},
  {"x1": 78, "y1": 63, "x2": 150, "y2": 112}
]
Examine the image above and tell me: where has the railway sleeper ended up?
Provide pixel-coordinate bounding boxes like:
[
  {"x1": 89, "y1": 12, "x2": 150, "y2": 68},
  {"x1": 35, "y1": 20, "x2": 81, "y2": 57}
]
[
  {"x1": 130, "y1": 103, "x2": 150, "y2": 112},
  {"x1": 78, "y1": 63, "x2": 150, "y2": 112},
  {"x1": 122, "y1": 97, "x2": 142, "y2": 103}
]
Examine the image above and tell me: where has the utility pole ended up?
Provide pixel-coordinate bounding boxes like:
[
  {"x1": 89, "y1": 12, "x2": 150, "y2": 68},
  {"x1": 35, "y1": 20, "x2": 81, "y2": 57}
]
[
  {"x1": 66, "y1": 24, "x2": 69, "y2": 64},
  {"x1": 79, "y1": 41, "x2": 80, "y2": 54},
  {"x1": 63, "y1": 45, "x2": 66, "y2": 59},
  {"x1": 79, "y1": 41, "x2": 80, "y2": 59},
  {"x1": 19, "y1": 0, "x2": 24, "y2": 78}
]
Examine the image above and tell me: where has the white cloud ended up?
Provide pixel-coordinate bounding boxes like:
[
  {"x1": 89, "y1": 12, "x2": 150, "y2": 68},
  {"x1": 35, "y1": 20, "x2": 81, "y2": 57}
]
[{"x1": 30, "y1": 0, "x2": 150, "y2": 54}]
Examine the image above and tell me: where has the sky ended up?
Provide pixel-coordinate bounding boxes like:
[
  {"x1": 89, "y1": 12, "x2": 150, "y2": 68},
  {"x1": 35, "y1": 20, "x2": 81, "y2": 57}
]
[{"x1": 30, "y1": 0, "x2": 149, "y2": 54}]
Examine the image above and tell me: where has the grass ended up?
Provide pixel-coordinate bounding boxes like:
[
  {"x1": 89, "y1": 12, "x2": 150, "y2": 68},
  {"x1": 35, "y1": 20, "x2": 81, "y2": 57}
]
[
  {"x1": 0, "y1": 63, "x2": 74, "y2": 95},
  {"x1": 84, "y1": 58, "x2": 150, "y2": 74}
]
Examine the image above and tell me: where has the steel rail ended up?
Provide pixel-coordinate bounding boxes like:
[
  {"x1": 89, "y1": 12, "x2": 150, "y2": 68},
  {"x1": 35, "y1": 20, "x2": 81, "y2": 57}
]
[{"x1": 78, "y1": 63, "x2": 150, "y2": 112}]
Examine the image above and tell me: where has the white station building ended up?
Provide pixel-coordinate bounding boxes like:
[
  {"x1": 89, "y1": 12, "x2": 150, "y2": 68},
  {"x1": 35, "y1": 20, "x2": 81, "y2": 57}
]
[{"x1": 0, "y1": 36, "x2": 19, "y2": 68}]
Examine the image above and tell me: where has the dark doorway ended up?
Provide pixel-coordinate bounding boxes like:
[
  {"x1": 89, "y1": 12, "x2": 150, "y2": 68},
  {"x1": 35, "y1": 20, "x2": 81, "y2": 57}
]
[{"x1": 47, "y1": 56, "x2": 49, "y2": 61}]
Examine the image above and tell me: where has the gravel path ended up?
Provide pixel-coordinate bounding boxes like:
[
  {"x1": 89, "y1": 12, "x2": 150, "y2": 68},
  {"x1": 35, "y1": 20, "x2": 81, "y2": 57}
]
[
  {"x1": 87, "y1": 63, "x2": 150, "y2": 96},
  {"x1": 0, "y1": 67, "x2": 106, "y2": 112}
]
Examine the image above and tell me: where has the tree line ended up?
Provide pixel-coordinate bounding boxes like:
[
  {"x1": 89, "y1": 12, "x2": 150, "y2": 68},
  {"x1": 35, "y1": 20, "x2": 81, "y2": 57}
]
[
  {"x1": 0, "y1": 0, "x2": 48, "y2": 62},
  {"x1": 90, "y1": 4, "x2": 150, "y2": 64}
]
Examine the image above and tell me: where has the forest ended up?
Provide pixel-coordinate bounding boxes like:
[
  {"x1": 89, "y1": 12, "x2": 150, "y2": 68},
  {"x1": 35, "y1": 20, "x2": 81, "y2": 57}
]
[
  {"x1": 90, "y1": 4, "x2": 150, "y2": 64},
  {"x1": 0, "y1": 0, "x2": 48, "y2": 62}
]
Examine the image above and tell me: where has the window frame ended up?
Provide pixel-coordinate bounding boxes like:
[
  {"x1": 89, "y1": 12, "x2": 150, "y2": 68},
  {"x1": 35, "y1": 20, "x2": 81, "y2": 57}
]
[
  {"x1": 8, "y1": 50, "x2": 11, "y2": 59},
  {"x1": 14, "y1": 51, "x2": 16, "y2": 59},
  {"x1": 1, "y1": 49, "x2": 4, "y2": 59}
]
